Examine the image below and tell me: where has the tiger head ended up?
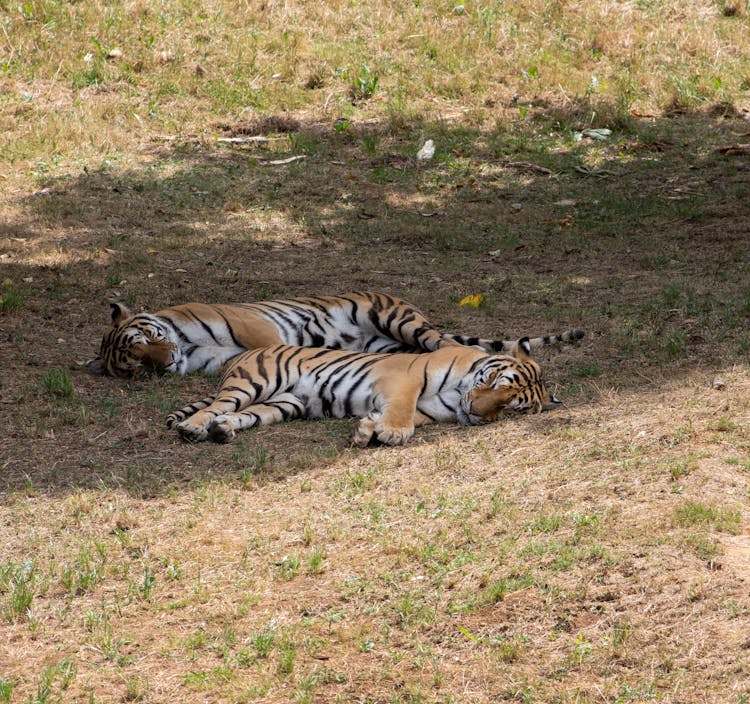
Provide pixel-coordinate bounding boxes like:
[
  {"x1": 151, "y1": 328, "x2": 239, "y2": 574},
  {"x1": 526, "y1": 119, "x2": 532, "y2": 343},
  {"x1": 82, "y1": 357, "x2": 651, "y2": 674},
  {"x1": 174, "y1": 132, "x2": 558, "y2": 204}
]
[
  {"x1": 87, "y1": 303, "x2": 179, "y2": 378},
  {"x1": 458, "y1": 338, "x2": 561, "y2": 424}
]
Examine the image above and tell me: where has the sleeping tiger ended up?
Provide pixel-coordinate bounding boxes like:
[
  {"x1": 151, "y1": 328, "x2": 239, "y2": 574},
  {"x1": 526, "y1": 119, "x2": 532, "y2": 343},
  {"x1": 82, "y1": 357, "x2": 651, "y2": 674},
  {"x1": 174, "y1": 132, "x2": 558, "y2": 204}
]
[
  {"x1": 166, "y1": 338, "x2": 561, "y2": 446},
  {"x1": 88, "y1": 291, "x2": 585, "y2": 378}
]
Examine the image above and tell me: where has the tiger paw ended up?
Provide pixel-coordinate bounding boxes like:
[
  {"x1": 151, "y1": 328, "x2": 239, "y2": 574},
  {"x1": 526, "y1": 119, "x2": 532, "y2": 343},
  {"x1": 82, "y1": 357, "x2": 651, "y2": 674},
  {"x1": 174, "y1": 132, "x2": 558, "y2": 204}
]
[
  {"x1": 176, "y1": 421, "x2": 209, "y2": 443},
  {"x1": 208, "y1": 416, "x2": 238, "y2": 444},
  {"x1": 352, "y1": 418, "x2": 376, "y2": 447},
  {"x1": 375, "y1": 424, "x2": 414, "y2": 446}
]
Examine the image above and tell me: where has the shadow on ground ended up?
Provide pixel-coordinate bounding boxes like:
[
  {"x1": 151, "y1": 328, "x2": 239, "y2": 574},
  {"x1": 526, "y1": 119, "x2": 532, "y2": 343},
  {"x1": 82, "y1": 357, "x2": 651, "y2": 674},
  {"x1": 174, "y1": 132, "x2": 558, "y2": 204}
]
[{"x1": 1, "y1": 107, "x2": 749, "y2": 494}]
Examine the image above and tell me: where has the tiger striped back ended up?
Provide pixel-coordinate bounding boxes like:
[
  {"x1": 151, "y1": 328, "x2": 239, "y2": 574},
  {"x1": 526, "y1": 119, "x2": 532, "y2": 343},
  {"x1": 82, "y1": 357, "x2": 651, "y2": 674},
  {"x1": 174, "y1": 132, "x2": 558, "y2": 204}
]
[{"x1": 88, "y1": 291, "x2": 584, "y2": 378}]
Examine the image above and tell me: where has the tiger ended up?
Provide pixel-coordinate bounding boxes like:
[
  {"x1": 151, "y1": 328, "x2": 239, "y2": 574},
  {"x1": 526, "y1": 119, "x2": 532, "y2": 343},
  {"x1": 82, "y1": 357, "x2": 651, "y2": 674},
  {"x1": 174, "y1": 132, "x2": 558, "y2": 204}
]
[
  {"x1": 88, "y1": 291, "x2": 585, "y2": 378},
  {"x1": 166, "y1": 338, "x2": 561, "y2": 447}
]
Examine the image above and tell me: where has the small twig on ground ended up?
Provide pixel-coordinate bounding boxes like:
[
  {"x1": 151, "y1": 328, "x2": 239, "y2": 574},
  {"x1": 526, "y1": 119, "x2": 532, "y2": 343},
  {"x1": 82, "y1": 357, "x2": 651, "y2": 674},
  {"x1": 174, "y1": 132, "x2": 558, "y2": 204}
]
[
  {"x1": 217, "y1": 136, "x2": 272, "y2": 144},
  {"x1": 259, "y1": 155, "x2": 307, "y2": 166}
]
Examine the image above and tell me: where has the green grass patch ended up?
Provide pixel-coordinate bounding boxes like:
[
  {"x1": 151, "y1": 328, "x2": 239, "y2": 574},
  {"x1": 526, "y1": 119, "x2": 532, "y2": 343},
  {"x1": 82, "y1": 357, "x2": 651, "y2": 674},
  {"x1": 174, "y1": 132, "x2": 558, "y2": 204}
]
[
  {"x1": 39, "y1": 367, "x2": 75, "y2": 400},
  {"x1": 1, "y1": 560, "x2": 35, "y2": 622},
  {"x1": 673, "y1": 501, "x2": 741, "y2": 534},
  {"x1": 0, "y1": 280, "x2": 23, "y2": 313}
]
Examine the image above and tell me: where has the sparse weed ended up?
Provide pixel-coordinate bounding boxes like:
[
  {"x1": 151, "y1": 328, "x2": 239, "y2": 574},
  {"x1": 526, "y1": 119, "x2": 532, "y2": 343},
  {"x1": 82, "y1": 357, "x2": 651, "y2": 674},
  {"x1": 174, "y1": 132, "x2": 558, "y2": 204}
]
[
  {"x1": 1, "y1": 560, "x2": 35, "y2": 622},
  {"x1": 350, "y1": 65, "x2": 379, "y2": 101},
  {"x1": 277, "y1": 637, "x2": 296, "y2": 677},
  {"x1": 276, "y1": 555, "x2": 300, "y2": 581},
  {"x1": 664, "y1": 330, "x2": 688, "y2": 359},
  {"x1": 0, "y1": 677, "x2": 15, "y2": 704},
  {"x1": 666, "y1": 456, "x2": 696, "y2": 481},
  {"x1": 140, "y1": 564, "x2": 156, "y2": 600},
  {"x1": 527, "y1": 515, "x2": 562, "y2": 534},
  {"x1": 235, "y1": 446, "x2": 275, "y2": 481},
  {"x1": 360, "y1": 132, "x2": 380, "y2": 156},
  {"x1": 184, "y1": 628, "x2": 209, "y2": 657},
  {"x1": 668, "y1": 423, "x2": 694, "y2": 446},
  {"x1": 250, "y1": 629, "x2": 276, "y2": 659},
  {"x1": 164, "y1": 560, "x2": 183, "y2": 581},
  {"x1": 724, "y1": 599, "x2": 749, "y2": 618},
  {"x1": 682, "y1": 533, "x2": 722, "y2": 561},
  {"x1": 495, "y1": 638, "x2": 524, "y2": 664},
  {"x1": 60, "y1": 541, "x2": 107, "y2": 597},
  {"x1": 24, "y1": 659, "x2": 76, "y2": 704},
  {"x1": 550, "y1": 544, "x2": 578, "y2": 571},
  {"x1": 294, "y1": 669, "x2": 321, "y2": 703},
  {"x1": 572, "y1": 634, "x2": 594, "y2": 665},
  {"x1": 674, "y1": 501, "x2": 741, "y2": 534},
  {"x1": 711, "y1": 417, "x2": 741, "y2": 433},
  {"x1": 28, "y1": 666, "x2": 55, "y2": 704},
  {"x1": 662, "y1": 282, "x2": 682, "y2": 307},
  {"x1": 56, "y1": 659, "x2": 77, "y2": 691},
  {"x1": 572, "y1": 513, "x2": 601, "y2": 531},
  {"x1": 610, "y1": 617, "x2": 632, "y2": 651},
  {"x1": 616, "y1": 683, "x2": 659, "y2": 703},
  {"x1": 84, "y1": 609, "x2": 103, "y2": 632},
  {"x1": 182, "y1": 670, "x2": 211, "y2": 688},
  {"x1": 364, "y1": 498, "x2": 386, "y2": 524},
  {"x1": 434, "y1": 446, "x2": 462, "y2": 472},
  {"x1": 481, "y1": 580, "x2": 508, "y2": 605},
  {"x1": 572, "y1": 361, "x2": 602, "y2": 378},
  {"x1": 307, "y1": 547, "x2": 326, "y2": 575},
  {"x1": 104, "y1": 268, "x2": 125, "y2": 288},
  {"x1": 488, "y1": 488, "x2": 512, "y2": 519},
  {"x1": 40, "y1": 367, "x2": 74, "y2": 400},
  {"x1": 91, "y1": 611, "x2": 128, "y2": 662},
  {"x1": 335, "y1": 467, "x2": 378, "y2": 495},
  {"x1": 124, "y1": 676, "x2": 150, "y2": 702},
  {"x1": 640, "y1": 253, "x2": 670, "y2": 270},
  {"x1": 394, "y1": 590, "x2": 433, "y2": 627},
  {"x1": 0, "y1": 281, "x2": 23, "y2": 313}
]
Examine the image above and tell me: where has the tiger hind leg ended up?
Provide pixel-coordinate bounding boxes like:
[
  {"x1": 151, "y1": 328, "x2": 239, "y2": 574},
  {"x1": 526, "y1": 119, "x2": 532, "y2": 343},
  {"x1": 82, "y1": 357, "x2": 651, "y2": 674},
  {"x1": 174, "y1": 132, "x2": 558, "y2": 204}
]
[
  {"x1": 166, "y1": 396, "x2": 216, "y2": 429},
  {"x1": 352, "y1": 413, "x2": 380, "y2": 448},
  {"x1": 208, "y1": 394, "x2": 306, "y2": 443},
  {"x1": 170, "y1": 394, "x2": 251, "y2": 443},
  {"x1": 170, "y1": 380, "x2": 272, "y2": 442}
]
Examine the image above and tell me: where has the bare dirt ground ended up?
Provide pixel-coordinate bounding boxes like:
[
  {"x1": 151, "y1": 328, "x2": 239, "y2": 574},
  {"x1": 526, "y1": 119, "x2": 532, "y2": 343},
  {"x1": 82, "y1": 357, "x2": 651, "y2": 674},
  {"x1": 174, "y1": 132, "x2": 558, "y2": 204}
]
[{"x1": 1, "y1": 106, "x2": 749, "y2": 703}]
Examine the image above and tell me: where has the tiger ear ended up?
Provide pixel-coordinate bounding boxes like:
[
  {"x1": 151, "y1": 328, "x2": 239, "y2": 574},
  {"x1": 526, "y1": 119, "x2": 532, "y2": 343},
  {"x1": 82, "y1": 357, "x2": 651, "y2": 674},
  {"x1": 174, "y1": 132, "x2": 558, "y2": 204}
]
[
  {"x1": 109, "y1": 303, "x2": 133, "y2": 325},
  {"x1": 109, "y1": 302, "x2": 131, "y2": 326},
  {"x1": 512, "y1": 337, "x2": 532, "y2": 360}
]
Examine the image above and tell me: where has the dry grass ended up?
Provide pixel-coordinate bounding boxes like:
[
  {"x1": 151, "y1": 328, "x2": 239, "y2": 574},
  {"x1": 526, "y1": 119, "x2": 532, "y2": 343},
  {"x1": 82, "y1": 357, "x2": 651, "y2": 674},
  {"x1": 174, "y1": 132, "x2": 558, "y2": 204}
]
[
  {"x1": 2, "y1": 1, "x2": 750, "y2": 703},
  {"x1": 3, "y1": 0, "x2": 750, "y2": 175},
  {"x1": 1, "y1": 377, "x2": 749, "y2": 703}
]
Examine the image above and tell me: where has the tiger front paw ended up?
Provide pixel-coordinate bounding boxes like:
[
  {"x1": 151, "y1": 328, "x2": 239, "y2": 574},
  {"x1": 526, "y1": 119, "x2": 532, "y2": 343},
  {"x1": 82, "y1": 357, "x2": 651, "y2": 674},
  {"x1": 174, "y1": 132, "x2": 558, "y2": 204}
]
[
  {"x1": 375, "y1": 424, "x2": 414, "y2": 446},
  {"x1": 208, "y1": 416, "x2": 238, "y2": 443},
  {"x1": 176, "y1": 420, "x2": 209, "y2": 443}
]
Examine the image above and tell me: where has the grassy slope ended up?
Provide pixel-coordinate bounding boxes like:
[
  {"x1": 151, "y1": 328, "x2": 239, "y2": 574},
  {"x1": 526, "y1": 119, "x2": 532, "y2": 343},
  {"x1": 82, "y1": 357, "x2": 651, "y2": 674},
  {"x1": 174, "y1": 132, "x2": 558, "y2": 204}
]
[{"x1": 1, "y1": 1, "x2": 750, "y2": 703}]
